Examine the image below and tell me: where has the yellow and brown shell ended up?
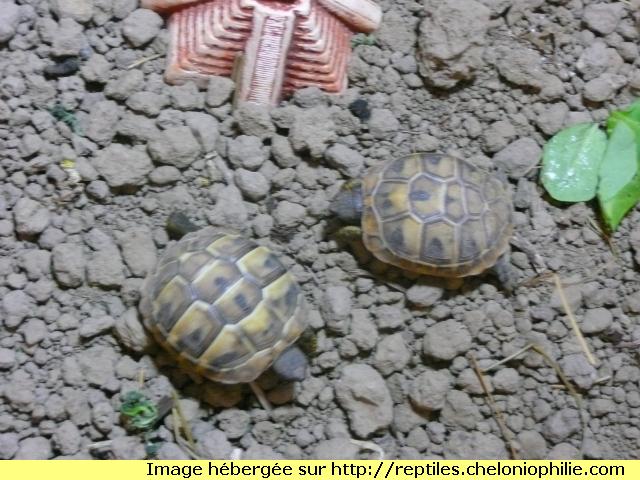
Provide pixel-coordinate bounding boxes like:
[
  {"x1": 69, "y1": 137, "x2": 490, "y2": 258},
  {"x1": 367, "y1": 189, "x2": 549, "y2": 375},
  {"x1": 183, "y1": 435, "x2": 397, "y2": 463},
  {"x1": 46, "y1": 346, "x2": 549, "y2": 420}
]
[
  {"x1": 140, "y1": 227, "x2": 306, "y2": 384},
  {"x1": 360, "y1": 153, "x2": 513, "y2": 278}
]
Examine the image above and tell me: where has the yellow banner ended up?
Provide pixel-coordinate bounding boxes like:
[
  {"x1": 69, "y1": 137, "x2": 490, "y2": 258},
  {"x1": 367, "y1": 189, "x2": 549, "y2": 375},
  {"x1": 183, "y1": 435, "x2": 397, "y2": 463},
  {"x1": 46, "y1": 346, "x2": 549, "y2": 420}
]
[{"x1": 0, "y1": 460, "x2": 636, "y2": 480}]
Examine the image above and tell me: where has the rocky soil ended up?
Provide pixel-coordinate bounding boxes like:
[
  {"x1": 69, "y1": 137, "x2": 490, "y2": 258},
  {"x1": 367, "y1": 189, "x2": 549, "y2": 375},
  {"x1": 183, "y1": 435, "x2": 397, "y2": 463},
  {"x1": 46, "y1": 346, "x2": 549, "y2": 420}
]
[{"x1": 1, "y1": 0, "x2": 640, "y2": 460}]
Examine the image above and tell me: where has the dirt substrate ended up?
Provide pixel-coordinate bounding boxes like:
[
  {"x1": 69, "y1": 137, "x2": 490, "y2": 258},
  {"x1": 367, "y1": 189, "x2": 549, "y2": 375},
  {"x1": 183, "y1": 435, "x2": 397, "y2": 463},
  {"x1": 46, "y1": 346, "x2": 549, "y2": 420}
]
[{"x1": 1, "y1": 0, "x2": 640, "y2": 460}]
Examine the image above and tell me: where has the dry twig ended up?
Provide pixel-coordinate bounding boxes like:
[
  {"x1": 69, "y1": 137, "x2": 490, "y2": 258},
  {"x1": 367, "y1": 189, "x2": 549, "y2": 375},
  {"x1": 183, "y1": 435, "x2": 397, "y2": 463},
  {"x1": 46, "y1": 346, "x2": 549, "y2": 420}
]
[
  {"x1": 470, "y1": 354, "x2": 518, "y2": 459},
  {"x1": 553, "y1": 274, "x2": 598, "y2": 366},
  {"x1": 125, "y1": 53, "x2": 163, "y2": 70}
]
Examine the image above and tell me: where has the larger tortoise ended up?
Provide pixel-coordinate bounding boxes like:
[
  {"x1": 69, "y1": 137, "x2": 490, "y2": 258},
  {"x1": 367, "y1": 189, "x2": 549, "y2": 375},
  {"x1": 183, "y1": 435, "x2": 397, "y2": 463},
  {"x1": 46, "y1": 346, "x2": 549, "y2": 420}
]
[
  {"x1": 140, "y1": 214, "x2": 308, "y2": 385},
  {"x1": 330, "y1": 153, "x2": 514, "y2": 282}
]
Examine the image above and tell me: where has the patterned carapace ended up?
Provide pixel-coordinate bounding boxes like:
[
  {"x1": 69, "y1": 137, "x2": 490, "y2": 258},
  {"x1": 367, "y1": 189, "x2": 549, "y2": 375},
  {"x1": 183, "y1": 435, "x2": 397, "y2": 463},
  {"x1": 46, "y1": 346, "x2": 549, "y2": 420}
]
[
  {"x1": 139, "y1": 227, "x2": 306, "y2": 384},
  {"x1": 142, "y1": 0, "x2": 382, "y2": 105},
  {"x1": 360, "y1": 154, "x2": 513, "y2": 278}
]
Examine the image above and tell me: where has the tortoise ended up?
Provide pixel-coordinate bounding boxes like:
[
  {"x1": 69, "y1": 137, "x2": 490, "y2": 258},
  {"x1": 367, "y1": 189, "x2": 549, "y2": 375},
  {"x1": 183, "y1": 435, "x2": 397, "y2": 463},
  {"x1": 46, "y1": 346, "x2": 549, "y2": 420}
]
[
  {"x1": 139, "y1": 212, "x2": 308, "y2": 388},
  {"x1": 330, "y1": 153, "x2": 514, "y2": 285}
]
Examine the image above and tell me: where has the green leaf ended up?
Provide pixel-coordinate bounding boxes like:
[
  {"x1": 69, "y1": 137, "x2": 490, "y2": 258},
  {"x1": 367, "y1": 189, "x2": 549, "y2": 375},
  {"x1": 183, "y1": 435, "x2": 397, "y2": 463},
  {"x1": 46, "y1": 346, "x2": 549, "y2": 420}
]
[
  {"x1": 541, "y1": 123, "x2": 608, "y2": 202},
  {"x1": 607, "y1": 100, "x2": 640, "y2": 135},
  {"x1": 597, "y1": 120, "x2": 640, "y2": 231}
]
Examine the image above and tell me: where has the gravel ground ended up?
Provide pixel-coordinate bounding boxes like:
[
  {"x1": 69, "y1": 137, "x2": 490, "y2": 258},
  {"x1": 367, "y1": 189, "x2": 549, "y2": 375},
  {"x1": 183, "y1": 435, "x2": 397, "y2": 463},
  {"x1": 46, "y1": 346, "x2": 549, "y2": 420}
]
[{"x1": 1, "y1": 0, "x2": 640, "y2": 460}]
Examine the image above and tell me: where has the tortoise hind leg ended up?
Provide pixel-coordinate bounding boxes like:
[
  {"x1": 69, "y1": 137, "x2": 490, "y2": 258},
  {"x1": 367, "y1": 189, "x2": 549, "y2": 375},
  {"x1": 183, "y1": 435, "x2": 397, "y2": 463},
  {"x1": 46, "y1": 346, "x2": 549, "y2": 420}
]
[{"x1": 490, "y1": 251, "x2": 516, "y2": 293}]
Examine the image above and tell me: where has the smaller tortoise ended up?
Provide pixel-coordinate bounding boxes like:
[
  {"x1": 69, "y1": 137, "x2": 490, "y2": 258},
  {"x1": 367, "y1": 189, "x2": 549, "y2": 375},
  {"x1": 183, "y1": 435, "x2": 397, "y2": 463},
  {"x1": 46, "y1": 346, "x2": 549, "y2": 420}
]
[
  {"x1": 140, "y1": 213, "x2": 308, "y2": 386},
  {"x1": 330, "y1": 153, "x2": 514, "y2": 283}
]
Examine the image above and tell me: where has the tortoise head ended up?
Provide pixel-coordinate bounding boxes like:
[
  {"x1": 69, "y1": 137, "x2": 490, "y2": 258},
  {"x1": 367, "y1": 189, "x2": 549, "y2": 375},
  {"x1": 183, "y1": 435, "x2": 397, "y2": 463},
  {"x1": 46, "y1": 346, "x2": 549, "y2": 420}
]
[
  {"x1": 330, "y1": 181, "x2": 363, "y2": 225},
  {"x1": 272, "y1": 346, "x2": 307, "y2": 382}
]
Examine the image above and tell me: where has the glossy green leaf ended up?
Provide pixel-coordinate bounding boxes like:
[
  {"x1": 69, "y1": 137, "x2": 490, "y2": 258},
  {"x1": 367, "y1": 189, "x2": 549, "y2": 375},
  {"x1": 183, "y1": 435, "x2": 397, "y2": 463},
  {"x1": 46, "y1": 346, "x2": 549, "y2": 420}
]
[
  {"x1": 607, "y1": 100, "x2": 640, "y2": 135},
  {"x1": 541, "y1": 123, "x2": 608, "y2": 202},
  {"x1": 598, "y1": 117, "x2": 640, "y2": 231}
]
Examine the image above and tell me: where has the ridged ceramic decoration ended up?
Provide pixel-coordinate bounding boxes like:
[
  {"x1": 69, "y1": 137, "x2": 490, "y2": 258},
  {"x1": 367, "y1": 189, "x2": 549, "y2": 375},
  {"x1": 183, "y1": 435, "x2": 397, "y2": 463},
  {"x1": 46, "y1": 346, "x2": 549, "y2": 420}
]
[{"x1": 142, "y1": 0, "x2": 382, "y2": 105}]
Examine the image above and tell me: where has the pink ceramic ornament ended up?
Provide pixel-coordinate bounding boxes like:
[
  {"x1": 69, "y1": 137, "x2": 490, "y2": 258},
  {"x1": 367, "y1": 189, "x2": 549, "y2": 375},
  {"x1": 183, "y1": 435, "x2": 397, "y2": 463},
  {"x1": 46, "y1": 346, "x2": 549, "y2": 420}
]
[{"x1": 142, "y1": 0, "x2": 382, "y2": 105}]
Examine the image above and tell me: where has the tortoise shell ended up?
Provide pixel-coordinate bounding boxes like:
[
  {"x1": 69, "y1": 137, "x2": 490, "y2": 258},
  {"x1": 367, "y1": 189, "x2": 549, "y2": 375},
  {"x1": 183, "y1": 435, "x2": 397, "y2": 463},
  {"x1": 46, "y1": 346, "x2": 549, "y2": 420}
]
[
  {"x1": 140, "y1": 227, "x2": 306, "y2": 384},
  {"x1": 360, "y1": 153, "x2": 513, "y2": 277}
]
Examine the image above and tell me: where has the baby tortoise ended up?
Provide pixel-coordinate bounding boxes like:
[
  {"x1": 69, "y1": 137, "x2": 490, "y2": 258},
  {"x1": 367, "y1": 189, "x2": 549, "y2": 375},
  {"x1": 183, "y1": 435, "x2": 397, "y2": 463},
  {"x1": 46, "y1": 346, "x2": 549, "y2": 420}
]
[
  {"x1": 140, "y1": 212, "x2": 308, "y2": 393},
  {"x1": 331, "y1": 153, "x2": 514, "y2": 286}
]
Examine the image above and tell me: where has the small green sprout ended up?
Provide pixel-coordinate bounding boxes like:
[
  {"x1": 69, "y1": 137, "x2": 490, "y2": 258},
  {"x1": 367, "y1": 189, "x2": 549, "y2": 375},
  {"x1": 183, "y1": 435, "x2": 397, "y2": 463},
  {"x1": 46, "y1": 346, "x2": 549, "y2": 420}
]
[
  {"x1": 49, "y1": 104, "x2": 81, "y2": 134},
  {"x1": 351, "y1": 34, "x2": 376, "y2": 47},
  {"x1": 119, "y1": 391, "x2": 160, "y2": 432}
]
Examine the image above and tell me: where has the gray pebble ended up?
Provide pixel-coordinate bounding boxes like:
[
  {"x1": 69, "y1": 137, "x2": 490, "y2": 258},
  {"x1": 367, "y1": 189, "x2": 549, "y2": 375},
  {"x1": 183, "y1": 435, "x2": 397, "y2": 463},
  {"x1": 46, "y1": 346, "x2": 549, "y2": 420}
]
[
  {"x1": 149, "y1": 166, "x2": 181, "y2": 185},
  {"x1": 92, "y1": 401, "x2": 116, "y2": 433},
  {"x1": 116, "y1": 226, "x2": 157, "y2": 277},
  {"x1": 493, "y1": 138, "x2": 541, "y2": 179},
  {"x1": 93, "y1": 144, "x2": 153, "y2": 187},
  {"x1": 325, "y1": 144, "x2": 365, "y2": 178},
  {"x1": 0, "y1": 1, "x2": 20, "y2": 43},
  {"x1": 156, "y1": 442, "x2": 190, "y2": 460},
  {"x1": 52, "y1": 18, "x2": 86, "y2": 57},
  {"x1": 14, "y1": 197, "x2": 50, "y2": 237},
  {"x1": 52, "y1": 243, "x2": 86, "y2": 288},
  {"x1": 516, "y1": 430, "x2": 547, "y2": 459},
  {"x1": 105, "y1": 70, "x2": 144, "y2": 101},
  {"x1": 405, "y1": 283, "x2": 443, "y2": 308},
  {"x1": 423, "y1": 319, "x2": 472, "y2": 361},
  {"x1": 206, "y1": 76, "x2": 235, "y2": 107},
  {"x1": 78, "y1": 345, "x2": 118, "y2": 388},
  {"x1": 227, "y1": 135, "x2": 265, "y2": 170},
  {"x1": 0, "y1": 432, "x2": 19, "y2": 459},
  {"x1": 126, "y1": 91, "x2": 169, "y2": 117},
  {"x1": 169, "y1": 83, "x2": 204, "y2": 110},
  {"x1": 444, "y1": 431, "x2": 507, "y2": 459},
  {"x1": 14, "y1": 437, "x2": 52, "y2": 459},
  {"x1": 349, "y1": 309, "x2": 378, "y2": 351},
  {"x1": 543, "y1": 408, "x2": 581, "y2": 443},
  {"x1": 289, "y1": 107, "x2": 337, "y2": 158},
  {"x1": 185, "y1": 112, "x2": 219, "y2": 153},
  {"x1": 196, "y1": 429, "x2": 232, "y2": 459},
  {"x1": 559, "y1": 353, "x2": 598, "y2": 390},
  {"x1": 271, "y1": 135, "x2": 300, "y2": 168},
  {"x1": 368, "y1": 109, "x2": 400, "y2": 139},
  {"x1": 50, "y1": 0, "x2": 94, "y2": 23},
  {"x1": 80, "y1": 54, "x2": 111, "y2": 83},
  {"x1": 492, "y1": 368, "x2": 521, "y2": 393},
  {"x1": 311, "y1": 438, "x2": 360, "y2": 460},
  {"x1": 273, "y1": 200, "x2": 306, "y2": 228},
  {"x1": 2, "y1": 290, "x2": 35, "y2": 327},
  {"x1": 52, "y1": 420, "x2": 81, "y2": 455},
  {"x1": 208, "y1": 185, "x2": 247, "y2": 231},
  {"x1": 440, "y1": 390, "x2": 482, "y2": 429},
  {"x1": 547, "y1": 443, "x2": 581, "y2": 460},
  {"x1": 234, "y1": 102, "x2": 275, "y2": 139},
  {"x1": 335, "y1": 364, "x2": 393, "y2": 438},
  {"x1": 217, "y1": 409, "x2": 250, "y2": 440},
  {"x1": 22, "y1": 319, "x2": 48, "y2": 345},
  {"x1": 0, "y1": 347, "x2": 16, "y2": 369},
  {"x1": 87, "y1": 245, "x2": 125, "y2": 289},
  {"x1": 79, "y1": 315, "x2": 115, "y2": 339},
  {"x1": 582, "y1": 308, "x2": 613, "y2": 334},
  {"x1": 85, "y1": 100, "x2": 121, "y2": 146},
  {"x1": 86, "y1": 180, "x2": 110, "y2": 201},
  {"x1": 234, "y1": 169, "x2": 270, "y2": 201},
  {"x1": 122, "y1": 9, "x2": 163, "y2": 47},
  {"x1": 409, "y1": 369, "x2": 453, "y2": 412},
  {"x1": 583, "y1": 2, "x2": 624, "y2": 35},
  {"x1": 373, "y1": 333, "x2": 411, "y2": 376},
  {"x1": 583, "y1": 73, "x2": 627, "y2": 102},
  {"x1": 148, "y1": 126, "x2": 201, "y2": 169},
  {"x1": 111, "y1": 436, "x2": 146, "y2": 460},
  {"x1": 320, "y1": 286, "x2": 352, "y2": 334},
  {"x1": 115, "y1": 308, "x2": 151, "y2": 353}
]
